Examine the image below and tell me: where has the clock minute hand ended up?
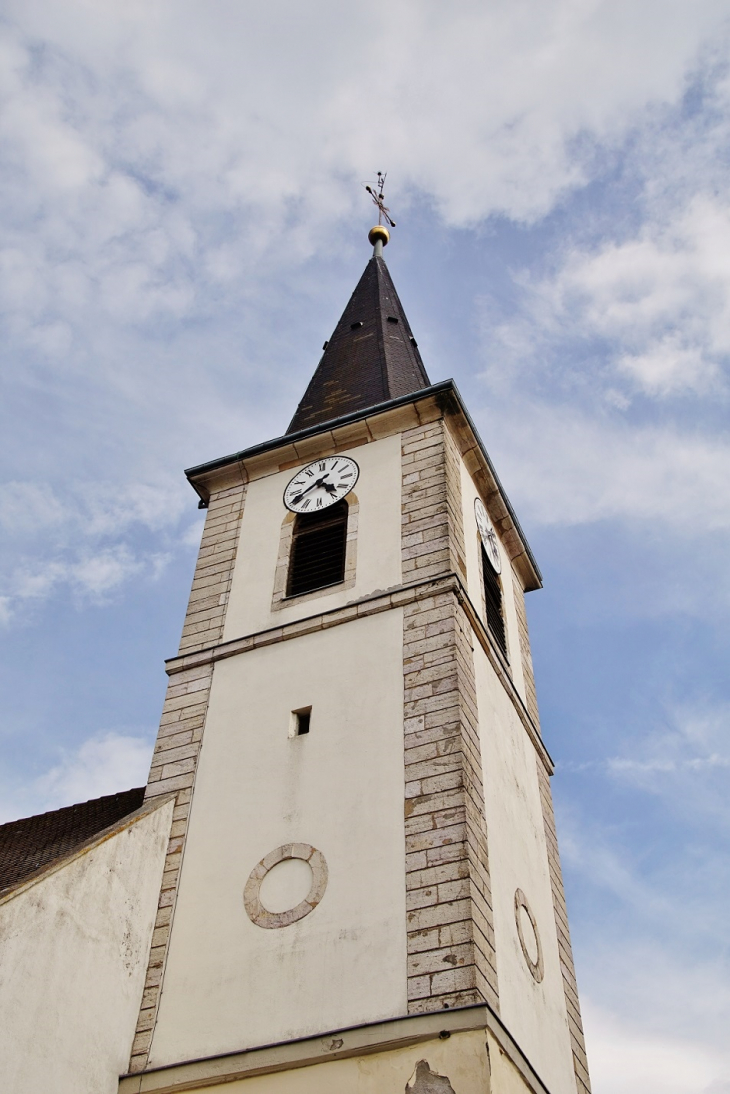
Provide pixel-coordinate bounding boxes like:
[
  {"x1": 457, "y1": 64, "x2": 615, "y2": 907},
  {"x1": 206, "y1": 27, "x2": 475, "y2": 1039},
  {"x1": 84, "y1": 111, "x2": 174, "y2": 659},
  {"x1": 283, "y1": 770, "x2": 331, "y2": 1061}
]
[{"x1": 291, "y1": 476, "x2": 327, "y2": 505}]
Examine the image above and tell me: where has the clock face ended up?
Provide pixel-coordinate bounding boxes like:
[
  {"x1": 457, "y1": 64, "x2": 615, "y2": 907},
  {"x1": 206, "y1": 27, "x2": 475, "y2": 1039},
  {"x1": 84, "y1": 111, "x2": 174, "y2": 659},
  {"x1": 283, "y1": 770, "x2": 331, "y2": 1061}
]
[
  {"x1": 283, "y1": 456, "x2": 359, "y2": 514},
  {"x1": 474, "y1": 498, "x2": 501, "y2": 574}
]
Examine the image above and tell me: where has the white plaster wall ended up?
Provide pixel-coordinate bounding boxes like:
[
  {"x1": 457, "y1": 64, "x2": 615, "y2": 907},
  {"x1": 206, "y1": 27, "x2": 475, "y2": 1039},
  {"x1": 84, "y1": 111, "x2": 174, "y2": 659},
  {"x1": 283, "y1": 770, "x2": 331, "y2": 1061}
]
[
  {"x1": 150, "y1": 608, "x2": 408, "y2": 1066},
  {"x1": 0, "y1": 800, "x2": 173, "y2": 1094},
  {"x1": 459, "y1": 460, "x2": 526, "y2": 701},
  {"x1": 223, "y1": 434, "x2": 403, "y2": 641},
  {"x1": 473, "y1": 646, "x2": 576, "y2": 1094},
  {"x1": 486, "y1": 1029, "x2": 535, "y2": 1094}
]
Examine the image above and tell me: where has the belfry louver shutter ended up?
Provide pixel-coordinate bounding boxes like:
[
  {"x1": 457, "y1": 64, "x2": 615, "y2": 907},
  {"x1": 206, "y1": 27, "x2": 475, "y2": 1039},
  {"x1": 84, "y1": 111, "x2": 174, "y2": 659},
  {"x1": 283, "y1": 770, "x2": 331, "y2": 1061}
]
[
  {"x1": 287, "y1": 500, "x2": 348, "y2": 597},
  {"x1": 481, "y1": 545, "x2": 507, "y2": 658}
]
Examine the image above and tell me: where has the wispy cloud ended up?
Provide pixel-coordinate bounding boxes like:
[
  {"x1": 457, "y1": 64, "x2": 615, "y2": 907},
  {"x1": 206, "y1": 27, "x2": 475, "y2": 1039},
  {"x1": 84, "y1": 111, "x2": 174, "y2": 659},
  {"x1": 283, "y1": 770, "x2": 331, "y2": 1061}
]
[
  {"x1": 0, "y1": 547, "x2": 173, "y2": 627},
  {"x1": 0, "y1": 479, "x2": 190, "y2": 623},
  {"x1": 530, "y1": 193, "x2": 730, "y2": 402},
  {"x1": 14, "y1": 546, "x2": 166, "y2": 601},
  {"x1": 0, "y1": 730, "x2": 154, "y2": 824},
  {"x1": 603, "y1": 703, "x2": 730, "y2": 826},
  {"x1": 479, "y1": 403, "x2": 730, "y2": 530},
  {"x1": 560, "y1": 702, "x2": 730, "y2": 829},
  {"x1": 560, "y1": 810, "x2": 730, "y2": 1089},
  {"x1": 608, "y1": 753, "x2": 730, "y2": 776},
  {"x1": 0, "y1": 480, "x2": 188, "y2": 540}
]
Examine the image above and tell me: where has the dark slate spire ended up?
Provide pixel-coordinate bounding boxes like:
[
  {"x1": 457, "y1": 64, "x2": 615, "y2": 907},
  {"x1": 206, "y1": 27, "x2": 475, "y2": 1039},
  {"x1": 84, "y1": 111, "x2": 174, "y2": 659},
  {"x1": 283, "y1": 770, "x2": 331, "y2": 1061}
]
[{"x1": 287, "y1": 239, "x2": 431, "y2": 434}]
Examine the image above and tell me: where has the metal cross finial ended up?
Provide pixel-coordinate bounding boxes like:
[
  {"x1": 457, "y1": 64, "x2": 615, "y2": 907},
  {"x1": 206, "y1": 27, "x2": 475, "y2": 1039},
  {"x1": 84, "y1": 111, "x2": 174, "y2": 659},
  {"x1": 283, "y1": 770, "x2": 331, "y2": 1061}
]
[{"x1": 364, "y1": 172, "x2": 396, "y2": 228}]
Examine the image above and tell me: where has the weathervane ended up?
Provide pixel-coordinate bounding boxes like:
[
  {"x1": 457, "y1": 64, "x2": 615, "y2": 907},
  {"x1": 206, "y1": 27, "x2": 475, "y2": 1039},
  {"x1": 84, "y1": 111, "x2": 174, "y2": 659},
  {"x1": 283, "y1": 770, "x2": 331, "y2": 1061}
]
[
  {"x1": 364, "y1": 172, "x2": 396, "y2": 228},
  {"x1": 364, "y1": 172, "x2": 396, "y2": 254}
]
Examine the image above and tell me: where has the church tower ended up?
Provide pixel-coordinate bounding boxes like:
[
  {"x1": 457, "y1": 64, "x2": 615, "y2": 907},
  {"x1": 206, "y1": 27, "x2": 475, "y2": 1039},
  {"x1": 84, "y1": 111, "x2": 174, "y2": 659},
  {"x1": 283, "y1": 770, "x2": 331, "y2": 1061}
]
[{"x1": 120, "y1": 227, "x2": 591, "y2": 1094}]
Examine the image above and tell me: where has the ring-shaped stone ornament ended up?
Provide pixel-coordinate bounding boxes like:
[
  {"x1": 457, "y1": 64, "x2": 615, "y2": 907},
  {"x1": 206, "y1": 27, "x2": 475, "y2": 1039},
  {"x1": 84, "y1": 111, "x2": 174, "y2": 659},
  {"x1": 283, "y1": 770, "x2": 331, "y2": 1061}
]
[
  {"x1": 244, "y1": 843, "x2": 328, "y2": 929},
  {"x1": 514, "y1": 888, "x2": 544, "y2": 983}
]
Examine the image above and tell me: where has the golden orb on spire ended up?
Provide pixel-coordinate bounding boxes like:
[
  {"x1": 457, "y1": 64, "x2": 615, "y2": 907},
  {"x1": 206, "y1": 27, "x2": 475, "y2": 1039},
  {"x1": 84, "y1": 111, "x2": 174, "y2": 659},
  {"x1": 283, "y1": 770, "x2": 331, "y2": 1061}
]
[{"x1": 368, "y1": 224, "x2": 390, "y2": 247}]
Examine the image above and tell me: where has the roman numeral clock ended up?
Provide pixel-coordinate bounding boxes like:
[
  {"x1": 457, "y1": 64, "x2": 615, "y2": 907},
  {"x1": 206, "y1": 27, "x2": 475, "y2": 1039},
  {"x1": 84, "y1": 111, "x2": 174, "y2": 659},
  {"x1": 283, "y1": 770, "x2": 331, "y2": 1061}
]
[{"x1": 283, "y1": 456, "x2": 360, "y2": 512}]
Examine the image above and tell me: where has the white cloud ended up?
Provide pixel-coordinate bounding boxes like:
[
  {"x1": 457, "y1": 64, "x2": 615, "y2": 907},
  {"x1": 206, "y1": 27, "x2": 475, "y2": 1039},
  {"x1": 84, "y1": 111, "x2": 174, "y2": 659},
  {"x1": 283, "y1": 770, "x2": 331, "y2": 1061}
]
[
  {"x1": 561, "y1": 814, "x2": 730, "y2": 1090},
  {"x1": 0, "y1": 479, "x2": 187, "y2": 540},
  {"x1": 181, "y1": 515, "x2": 205, "y2": 549},
  {"x1": 0, "y1": 479, "x2": 187, "y2": 623},
  {"x1": 0, "y1": 0, "x2": 727, "y2": 349},
  {"x1": 583, "y1": 999, "x2": 730, "y2": 1094},
  {"x1": 474, "y1": 127, "x2": 730, "y2": 535},
  {"x1": 479, "y1": 401, "x2": 730, "y2": 530},
  {"x1": 0, "y1": 731, "x2": 153, "y2": 824},
  {"x1": 82, "y1": 482, "x2": 189, "y2": 537},
  {"x1": 0, "y1": 482, "x2": 66, "y2": 535},
  {"x1": 617, "y1": 338, "x2": 719, "y2": 398},
  {"x1": 482, "y1": 189, "x2": 730, "y2": 406},
  {"x1": 34, "y1": 732, "x2": 152, "y2": 812},
  {"x1": 545, "y1": 195, "x2": 730, "y2": 399},
  {"x1": 467, "y1": 65, "x2": 730, "y2": 553},
  {"x1": 1, "y1": 0, "x2": 728, "y2": 626},
  {"x1": 0, "y1": 546, "x2": 171, "y2": 625}
]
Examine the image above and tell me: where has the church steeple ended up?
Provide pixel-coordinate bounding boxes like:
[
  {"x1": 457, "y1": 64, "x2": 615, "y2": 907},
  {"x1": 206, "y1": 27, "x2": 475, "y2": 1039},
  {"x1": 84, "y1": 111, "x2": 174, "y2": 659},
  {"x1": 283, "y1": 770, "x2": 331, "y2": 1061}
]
[
  {"x1": 120, "y1": 217, "x2": 591, "y2": 1094},
  {"x1": 287, "y1": 231, "x2": 431, "y2": 433}
]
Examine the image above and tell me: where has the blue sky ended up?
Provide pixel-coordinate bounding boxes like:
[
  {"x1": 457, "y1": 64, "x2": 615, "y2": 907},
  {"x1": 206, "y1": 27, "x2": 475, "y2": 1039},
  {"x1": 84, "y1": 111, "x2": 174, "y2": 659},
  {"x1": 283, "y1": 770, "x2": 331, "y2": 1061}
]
[{"x1": 1, "y1": 3, "x2": 729, "y2": 1091}]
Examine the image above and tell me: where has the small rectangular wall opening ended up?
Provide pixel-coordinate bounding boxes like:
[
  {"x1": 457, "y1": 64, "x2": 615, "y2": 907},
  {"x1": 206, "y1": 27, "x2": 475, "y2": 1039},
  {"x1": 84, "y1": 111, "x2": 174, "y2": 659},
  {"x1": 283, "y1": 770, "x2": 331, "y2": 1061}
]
[{"x1": 289, "y1": 707, "x2": 311, "y2": 737}]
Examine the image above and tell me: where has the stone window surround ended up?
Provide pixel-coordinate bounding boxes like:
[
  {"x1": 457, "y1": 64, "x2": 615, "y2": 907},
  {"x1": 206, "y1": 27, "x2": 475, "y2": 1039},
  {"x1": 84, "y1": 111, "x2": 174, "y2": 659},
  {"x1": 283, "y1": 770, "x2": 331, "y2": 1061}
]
[
  {"x1": 244, "y1": 843, "x2": 328, "y2": 930},
  {"x1": 270, "y1": 492, "x2": 359, "y2": 613},
  {"x1": 514, "y1": 888, "x2": 544, "y2": 983},
  {"x1": 474, "y1": 524, "x2": 512, "y2": 671}
]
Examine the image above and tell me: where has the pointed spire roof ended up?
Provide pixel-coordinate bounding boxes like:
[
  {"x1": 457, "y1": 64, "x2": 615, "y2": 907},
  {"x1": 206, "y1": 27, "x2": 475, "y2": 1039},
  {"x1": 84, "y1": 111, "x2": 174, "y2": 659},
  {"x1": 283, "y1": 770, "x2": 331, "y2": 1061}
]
[{"x1": 287, "y1": 252, "x2": 431, "y2": 433}]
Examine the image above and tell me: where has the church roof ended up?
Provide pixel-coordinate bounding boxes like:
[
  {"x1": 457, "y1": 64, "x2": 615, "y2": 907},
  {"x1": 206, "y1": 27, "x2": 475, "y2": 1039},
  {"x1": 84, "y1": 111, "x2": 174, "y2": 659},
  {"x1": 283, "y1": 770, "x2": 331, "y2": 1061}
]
[
  {"x1": 287, "y1": 253, "x2": 431, "y2": 433},
  {"x1": 0, "y1": 786, "x2": 145, "y2": 894}
]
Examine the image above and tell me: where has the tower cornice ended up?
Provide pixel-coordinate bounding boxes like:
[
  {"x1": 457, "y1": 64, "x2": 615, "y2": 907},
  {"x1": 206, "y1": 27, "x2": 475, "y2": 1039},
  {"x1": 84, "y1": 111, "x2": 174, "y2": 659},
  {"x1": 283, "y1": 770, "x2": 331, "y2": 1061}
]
[{"x1": 185, "y1": 379, "x2": 542, "y2": 592}]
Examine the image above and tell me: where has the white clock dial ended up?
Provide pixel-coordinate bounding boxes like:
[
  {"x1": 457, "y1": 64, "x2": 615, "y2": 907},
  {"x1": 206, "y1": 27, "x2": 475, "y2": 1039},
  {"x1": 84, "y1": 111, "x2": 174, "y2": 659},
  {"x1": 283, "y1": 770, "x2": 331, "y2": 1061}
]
[
  {"x1": 284, "y1": 456, "x2": 359, "y2": 514},
  {"x1": 474, "y1": 497, "x2": 501, "y2": 574}
]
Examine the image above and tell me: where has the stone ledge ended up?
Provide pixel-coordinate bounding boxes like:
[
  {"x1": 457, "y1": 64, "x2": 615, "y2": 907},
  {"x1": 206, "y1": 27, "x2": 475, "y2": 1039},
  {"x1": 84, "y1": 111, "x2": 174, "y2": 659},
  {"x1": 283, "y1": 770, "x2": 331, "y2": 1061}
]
[
  {"x1": 118, "y1": 1002, "x2": 551, "y2": 1094},
  {"x1": 164, "y1": 576, "x2": 458, "y2": 674},
  {"x1": 160, "y1": 574, "x2": 554, "y2": 775}
]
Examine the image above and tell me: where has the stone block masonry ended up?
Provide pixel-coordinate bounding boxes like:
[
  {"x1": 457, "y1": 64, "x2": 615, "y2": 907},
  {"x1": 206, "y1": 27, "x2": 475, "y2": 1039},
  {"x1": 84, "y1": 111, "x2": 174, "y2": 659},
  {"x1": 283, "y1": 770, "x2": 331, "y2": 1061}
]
[
  {"x1": 403, "y1": 413, "x2": 590, "y2": 1088},
  {"x1": 401, "y1": 421, "x2": 499, "y2": 1014},
  {"x1": 537, "y1": 760, "x2": 592, "y2": 1094},
  {"x1": 512, "y1": 569, "x2": 541, "y2": 731},
  {"x1": 178, "y1": 484, "x2": 247, "y2": 654},
  {"x1": 128, "y1": 482, "x2": 246, "y2": 1074}
]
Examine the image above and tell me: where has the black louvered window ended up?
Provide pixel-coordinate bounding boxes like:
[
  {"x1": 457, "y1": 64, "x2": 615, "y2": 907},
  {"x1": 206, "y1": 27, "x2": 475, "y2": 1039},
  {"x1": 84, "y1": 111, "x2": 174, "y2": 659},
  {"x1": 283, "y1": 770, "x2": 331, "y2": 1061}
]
[
  {"x1": 287, "y1": 500, "x2": 348, "y2": 597},
  {"x1": 481, "y1": 546, "x2": 507, "y2": 659}
]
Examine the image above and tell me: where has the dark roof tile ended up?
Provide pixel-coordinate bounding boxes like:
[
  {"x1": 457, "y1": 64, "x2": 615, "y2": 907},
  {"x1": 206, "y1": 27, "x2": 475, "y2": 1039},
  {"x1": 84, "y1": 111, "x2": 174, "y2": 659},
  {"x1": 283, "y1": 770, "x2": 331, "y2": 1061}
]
[
  {"x1": 287, "y1": 254, "x2": 431, "y2": 433},
  {"x1": 0, "y1": 787, "x2": 146, "y2": 894}
]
